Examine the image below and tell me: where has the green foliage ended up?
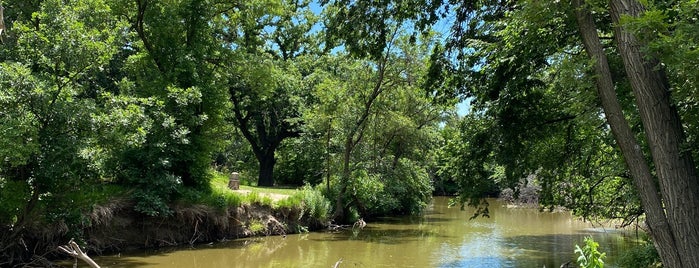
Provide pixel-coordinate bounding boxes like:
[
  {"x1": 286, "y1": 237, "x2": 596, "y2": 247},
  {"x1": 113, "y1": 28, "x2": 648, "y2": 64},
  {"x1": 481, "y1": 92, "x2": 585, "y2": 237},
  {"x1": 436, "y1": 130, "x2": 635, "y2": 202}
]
[
  {"x1": 621, "y1": 0, "x2": 699, "y2": 167},
  {"x1": 575, "y1": 236, "x2": 607, "y2": 268},
  {"x1": 299, "y1": 185, "x2": 331, "y2": 221},
  {"x1": 275, "y1": 134, "x2": 325, "y2": 186},
  {"x1": 273, "y1": 185, "x2": 331, "y2": 223},
  {"x1": 243, "y1": 191, "x2": 275, "y2": 207},
  {"x1": 0, "y1": 180, "x2": 29, "y2": 226},
  {"x1": 0, "y1": 0, "x2": 125, "y2": 234},
  {"x1": 618, "y1": 239, "x2": 662, "y2": 268},
  {"x1": 178, "y1": 186, "x2": 243, "y2": 211},
  {"x1": 248, "y1": 219, "x2": 266, "y2": 234}
]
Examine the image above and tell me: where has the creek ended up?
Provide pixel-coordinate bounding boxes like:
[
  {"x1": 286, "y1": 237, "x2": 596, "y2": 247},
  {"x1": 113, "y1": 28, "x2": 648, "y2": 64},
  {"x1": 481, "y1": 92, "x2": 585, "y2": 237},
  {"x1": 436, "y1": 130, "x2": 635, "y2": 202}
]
[{"x1": 86, "y1": 197, "x2": 638, "y2": 267}]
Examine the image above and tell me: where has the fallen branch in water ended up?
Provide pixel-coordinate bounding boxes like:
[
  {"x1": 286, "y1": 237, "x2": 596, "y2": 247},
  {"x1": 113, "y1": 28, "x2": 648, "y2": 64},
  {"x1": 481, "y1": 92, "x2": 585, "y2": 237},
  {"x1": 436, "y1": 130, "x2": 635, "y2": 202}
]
[
  {"x1": 333, "y1": 258, "x2": 343, "y2": 268},
  {"x1": 327, "y1": 222, "x2": 351, "y2": 231},
  {"x1": 58, "y1": 239, "x2": 101, "y2": 268},
  {"x1": 352, "y1": 218, "x2": 366, "y2": 230}
]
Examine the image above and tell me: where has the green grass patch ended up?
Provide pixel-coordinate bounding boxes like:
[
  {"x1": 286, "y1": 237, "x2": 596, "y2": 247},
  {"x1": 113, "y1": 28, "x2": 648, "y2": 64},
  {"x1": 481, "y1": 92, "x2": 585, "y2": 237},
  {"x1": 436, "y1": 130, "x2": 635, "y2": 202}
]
[
  {"x1": 239, "y1": 185, "x2": 299, "y2": 196},
  {"x1": 248, "y1": 219, "x2": 266, "y2": 235},
  {"x1": 180, "y1": 171, "x2": 331, "y2": 222}
]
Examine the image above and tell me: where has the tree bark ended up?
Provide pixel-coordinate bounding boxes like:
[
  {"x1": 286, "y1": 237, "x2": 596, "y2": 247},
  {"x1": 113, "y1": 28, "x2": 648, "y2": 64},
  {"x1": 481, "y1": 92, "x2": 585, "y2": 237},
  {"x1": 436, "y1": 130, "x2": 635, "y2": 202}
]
[
  {"x1": 256, "y1": 149, "x2": 276, "y2": 187},
  {"x1": 572, "y1": 1, "x2": 683, "y2": 266},
  {"x1": 608, "y1": 0, "x2": 699, "y2": 266}
]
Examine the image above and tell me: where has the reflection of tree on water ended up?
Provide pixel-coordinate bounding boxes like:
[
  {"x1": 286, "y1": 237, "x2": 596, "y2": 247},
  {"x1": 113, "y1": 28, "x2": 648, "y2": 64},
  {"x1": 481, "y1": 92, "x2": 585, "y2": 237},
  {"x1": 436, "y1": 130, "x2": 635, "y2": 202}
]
[{"x1": 88, "y1": 197, "x2": 634, "y2": 267}]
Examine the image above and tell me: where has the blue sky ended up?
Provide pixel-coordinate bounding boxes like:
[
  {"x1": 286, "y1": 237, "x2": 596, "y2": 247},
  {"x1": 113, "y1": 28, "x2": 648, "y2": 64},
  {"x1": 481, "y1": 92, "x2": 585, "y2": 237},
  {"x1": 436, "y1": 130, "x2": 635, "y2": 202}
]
[{"x1": 309, "y1": 1, "x2": 469, "y2": 116}]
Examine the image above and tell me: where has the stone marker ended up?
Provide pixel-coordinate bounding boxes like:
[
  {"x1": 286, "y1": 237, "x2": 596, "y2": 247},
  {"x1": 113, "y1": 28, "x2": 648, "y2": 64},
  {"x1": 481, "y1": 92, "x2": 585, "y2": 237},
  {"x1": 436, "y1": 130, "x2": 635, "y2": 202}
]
[{"x1": 228, "y1": 172, "x2": 240, "y2": 190}]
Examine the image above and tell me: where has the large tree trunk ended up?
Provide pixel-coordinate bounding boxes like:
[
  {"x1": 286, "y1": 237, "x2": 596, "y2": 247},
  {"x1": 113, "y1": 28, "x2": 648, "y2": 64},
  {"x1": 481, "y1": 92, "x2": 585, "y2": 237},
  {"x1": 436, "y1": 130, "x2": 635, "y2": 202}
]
[
  {"x1": 256, "y1": 150, "x2": 276, "y2": 187},
  {"x1": 572, "y1": 1, "x2": 683, "y2": 266},
  {"x1": 608, "y1": 0, "x2": 699, "y2": 267}
]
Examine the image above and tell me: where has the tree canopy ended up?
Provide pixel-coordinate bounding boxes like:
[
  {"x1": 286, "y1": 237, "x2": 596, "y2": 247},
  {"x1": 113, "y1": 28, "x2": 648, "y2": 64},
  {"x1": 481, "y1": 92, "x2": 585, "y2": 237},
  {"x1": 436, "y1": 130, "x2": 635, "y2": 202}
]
[{"x1": 1, "y1": 0, "x2": 698, "y2": 266}]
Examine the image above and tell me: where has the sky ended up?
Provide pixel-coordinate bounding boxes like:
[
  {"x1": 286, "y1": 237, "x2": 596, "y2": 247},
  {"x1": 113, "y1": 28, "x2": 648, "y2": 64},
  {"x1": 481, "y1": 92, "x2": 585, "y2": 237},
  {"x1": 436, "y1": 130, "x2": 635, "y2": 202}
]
[{"x1": 309, "y1": 1, "x2": 470, "y2": 116}]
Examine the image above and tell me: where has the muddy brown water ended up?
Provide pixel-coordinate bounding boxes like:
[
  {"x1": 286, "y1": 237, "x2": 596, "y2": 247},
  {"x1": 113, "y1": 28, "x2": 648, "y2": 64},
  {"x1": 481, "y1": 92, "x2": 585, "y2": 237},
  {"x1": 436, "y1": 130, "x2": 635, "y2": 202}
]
[{"x1": 80, "y1": 197, "x2": 639, "y2": 267}]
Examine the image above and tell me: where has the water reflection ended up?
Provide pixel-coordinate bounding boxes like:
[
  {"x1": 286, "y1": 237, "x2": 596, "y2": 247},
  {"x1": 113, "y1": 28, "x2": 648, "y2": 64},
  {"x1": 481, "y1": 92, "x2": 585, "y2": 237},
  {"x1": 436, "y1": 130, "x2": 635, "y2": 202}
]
[{"x1": 88, "y1": 197, "x2": 637, "y2": 268}]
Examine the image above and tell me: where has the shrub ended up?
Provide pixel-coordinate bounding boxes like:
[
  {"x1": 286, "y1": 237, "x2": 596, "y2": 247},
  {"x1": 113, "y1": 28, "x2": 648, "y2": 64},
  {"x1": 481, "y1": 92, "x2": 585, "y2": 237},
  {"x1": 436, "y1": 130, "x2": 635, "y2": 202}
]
[
  {"x1": 575, "y1": 236, "x2": 606, "y2": 268},
  {"x1": 617, "y1": 239, "x2": 661, "y2": 268},
  {"x1": 300, "y1": 185, "x2": 331, "y2": 221},
  {"x1": 248, "y1": 219, "x2": 266, "y2": 235}
]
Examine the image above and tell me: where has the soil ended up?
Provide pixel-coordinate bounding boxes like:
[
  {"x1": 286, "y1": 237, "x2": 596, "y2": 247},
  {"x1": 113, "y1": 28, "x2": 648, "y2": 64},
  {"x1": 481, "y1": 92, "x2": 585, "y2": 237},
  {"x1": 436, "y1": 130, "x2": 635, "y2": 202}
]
[{"x1": 4, "y1": 198, "x2": 325, "y2": 267}]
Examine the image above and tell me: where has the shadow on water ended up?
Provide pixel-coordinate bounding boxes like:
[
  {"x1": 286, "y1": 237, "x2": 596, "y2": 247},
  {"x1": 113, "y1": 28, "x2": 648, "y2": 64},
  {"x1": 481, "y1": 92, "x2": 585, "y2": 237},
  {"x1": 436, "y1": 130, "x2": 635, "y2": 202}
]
[
  {"x1": 86, "y1": 237, "x2": 285, "y2": 268},
  {"x1": 375, "y1": 215, "x2": 454, "y2": 225},
  {"x1": 310, "y1": 226, "x2": 452, "y2": 245}
]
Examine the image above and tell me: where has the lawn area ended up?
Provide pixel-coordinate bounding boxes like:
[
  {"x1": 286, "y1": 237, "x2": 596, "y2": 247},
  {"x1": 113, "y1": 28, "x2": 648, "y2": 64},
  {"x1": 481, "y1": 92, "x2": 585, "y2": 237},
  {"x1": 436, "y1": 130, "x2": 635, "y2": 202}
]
[
  {"x1": 238, "y1": 185, "x2": 299, "y2": 196},
  {"x1": 211, "y1": 174, "x2": 300, "y2": 199}
]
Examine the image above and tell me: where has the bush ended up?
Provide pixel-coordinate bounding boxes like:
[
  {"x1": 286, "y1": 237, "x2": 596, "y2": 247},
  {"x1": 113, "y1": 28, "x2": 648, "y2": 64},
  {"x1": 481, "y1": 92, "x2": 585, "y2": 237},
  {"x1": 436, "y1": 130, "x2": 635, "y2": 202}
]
[
  {"x1": 300, "y1": 185, "x2": 331, "y2": 221},
  {"x1": 575, "y1": 236, "x2": 606, "y2": 268},
  {"x1": 617, "y1": 239, "x2": 661, "y2": 268},
  {"x1": 277, "y1": 185, "x2": 331, "y2": 222}
]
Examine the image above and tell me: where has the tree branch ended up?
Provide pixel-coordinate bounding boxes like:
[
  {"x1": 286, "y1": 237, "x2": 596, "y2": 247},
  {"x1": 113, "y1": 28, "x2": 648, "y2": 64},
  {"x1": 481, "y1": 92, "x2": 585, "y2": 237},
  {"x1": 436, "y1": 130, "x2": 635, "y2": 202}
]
[{"x1": 58, "y1": 239, "x2": 101, "y2": 268}]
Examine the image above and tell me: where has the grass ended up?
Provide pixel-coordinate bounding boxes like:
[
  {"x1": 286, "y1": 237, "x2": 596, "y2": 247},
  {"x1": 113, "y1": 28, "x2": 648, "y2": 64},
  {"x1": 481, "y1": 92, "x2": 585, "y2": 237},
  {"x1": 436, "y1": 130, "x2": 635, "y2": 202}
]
[
  {"x1": 207, "y1": 171, "x2": 302, "y2": 207},
  {"x1": 210, "y1": 171, "x2": 300, "y2": 195},
  {"x1": 239, "y1": 185, "x2": 299, "y2": 195},
  {"x1": 177, "y1": 171, "x2": 332, "y2": 222}
]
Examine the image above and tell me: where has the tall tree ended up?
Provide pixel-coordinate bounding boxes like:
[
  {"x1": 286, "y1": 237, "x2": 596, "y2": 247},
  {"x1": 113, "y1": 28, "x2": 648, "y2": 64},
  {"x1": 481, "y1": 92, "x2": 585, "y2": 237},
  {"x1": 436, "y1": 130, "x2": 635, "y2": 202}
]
[
  {"x1": 227, "y1": 55, "x2": 305, "y2": 186},
  {"x1": 607, "y1": 1, "x2": 699, "y2": 266},
  {"x1": 573, "y1": 0, "x2": 682, "y2": 265},
  {"x1": 220, "y1": 0, "x2": 318, "y2": 186},
  {"x1": 322, "y1": 0, "x2": 699, "y2": 265},
  {"x1": 0, "y1": 0, "x2": 124, "y2": 263}
]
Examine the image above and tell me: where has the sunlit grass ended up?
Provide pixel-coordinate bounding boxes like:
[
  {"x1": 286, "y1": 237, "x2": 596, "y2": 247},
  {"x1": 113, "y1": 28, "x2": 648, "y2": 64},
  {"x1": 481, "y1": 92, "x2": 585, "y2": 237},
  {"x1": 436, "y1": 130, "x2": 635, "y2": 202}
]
[
  {"x1": 239, "y1": 185, "x2": 299, "y2": 195},
  {"x1": 207, "y1": 171, "x2": 301, "y2": 207}
]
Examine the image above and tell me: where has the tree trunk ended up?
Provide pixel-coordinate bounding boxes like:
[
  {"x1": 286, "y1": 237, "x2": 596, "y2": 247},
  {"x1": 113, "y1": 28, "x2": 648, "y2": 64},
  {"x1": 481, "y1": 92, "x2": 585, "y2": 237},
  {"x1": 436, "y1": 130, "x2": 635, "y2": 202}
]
[
  {"x1": 572, "y1": 1, "x2": 682, "y2": 266},
  {"x1": 257, "y1": 151, "x2": 276, "y2": 187},
  {"x1": 331, "y1": 50, "x2": 391, "y2": 222},
  {"x1": 332, "y1": 137, "x2": 354, "y2": 222},
  {"x1": 609, "y1": 0, "x2": 699, "y2": 267}
]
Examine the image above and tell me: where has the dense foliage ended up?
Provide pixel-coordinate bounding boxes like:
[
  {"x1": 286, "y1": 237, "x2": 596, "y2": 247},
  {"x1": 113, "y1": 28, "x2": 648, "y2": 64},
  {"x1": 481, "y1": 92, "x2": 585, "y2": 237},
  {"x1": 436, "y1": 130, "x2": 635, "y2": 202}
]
[
  {"x1": 1, "y1": 0, "x2": 697, "y2": 266},
  {"x1": 323, "y1": 0, "x2": 699, "y2": 266},
  {"x1": 0, "y1": 0, "x2": 449, "y2": 264}
]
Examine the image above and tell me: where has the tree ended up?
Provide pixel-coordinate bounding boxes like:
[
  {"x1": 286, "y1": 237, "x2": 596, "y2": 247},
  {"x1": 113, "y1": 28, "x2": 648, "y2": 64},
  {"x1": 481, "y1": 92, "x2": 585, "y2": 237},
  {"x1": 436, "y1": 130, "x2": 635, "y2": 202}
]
[
  {"x1": 220, "y1": 0, "x2": 317, "y2": 186},
  {"x1": 0, "y1": 0, "x2": 124, "y2": 263},
  {"x1": 126, "y1": 0, "x2": 229, "y2": 191},
  {"x1": 306, "y1": 31, "x2": 447, "y2": 220},
  {"x1": 322, "y1": 0, "x2": 699, "y2": 265},
  {"x1": 461, "y1": 1, "x2": 699, "y2": 266},
  {"x1": 573, "y1": 0, "x2": 680, "y2": 265},
  {"x1": 609, "y1": 2, "x2": 699, "y2": 266},
  {"x1": 228, "y1": 55, "x2": 305, "y2": 186}
]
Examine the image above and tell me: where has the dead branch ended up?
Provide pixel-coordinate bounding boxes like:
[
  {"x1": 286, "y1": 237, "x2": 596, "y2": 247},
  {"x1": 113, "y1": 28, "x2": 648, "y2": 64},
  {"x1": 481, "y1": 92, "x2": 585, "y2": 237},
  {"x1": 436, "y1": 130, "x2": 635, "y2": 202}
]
[
  {"x1": 352, "y1": 218, "x2": 366, "y2": 230},
  {"x1": 332, "y1": 258, "x2": 343, "y2": 268},
  {"x1": 57, "y1": 239, "x2": 101, "y2": 268}
]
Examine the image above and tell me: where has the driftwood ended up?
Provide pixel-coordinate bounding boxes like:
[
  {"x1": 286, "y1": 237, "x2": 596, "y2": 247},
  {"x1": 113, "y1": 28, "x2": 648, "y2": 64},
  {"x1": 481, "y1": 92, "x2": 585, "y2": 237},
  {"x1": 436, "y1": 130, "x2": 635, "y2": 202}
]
[
  {"x1": 332, "y1": 258, "x2": 343, "y2": 268},
  {"x1": 58, "y1": 239, "x2": 101, "y2": 268},
  {"x1": 352, "y1": 218, "x2": 366, "y2": 230}
]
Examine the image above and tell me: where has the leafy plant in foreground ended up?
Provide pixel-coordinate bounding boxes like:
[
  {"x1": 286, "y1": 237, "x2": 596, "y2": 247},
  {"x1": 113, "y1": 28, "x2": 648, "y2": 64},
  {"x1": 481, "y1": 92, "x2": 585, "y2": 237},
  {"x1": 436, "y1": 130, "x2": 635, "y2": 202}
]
[{"x1": 575, "y1": 236, "x2": 606, "y2": 268}]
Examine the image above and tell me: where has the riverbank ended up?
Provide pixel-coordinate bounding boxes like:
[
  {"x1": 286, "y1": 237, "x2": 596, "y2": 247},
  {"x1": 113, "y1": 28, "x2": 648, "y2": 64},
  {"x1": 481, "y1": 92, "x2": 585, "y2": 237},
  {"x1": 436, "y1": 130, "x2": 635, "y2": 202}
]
[
  {"x1": 5, "y1": 184, "x2": 331, "y2": 267},
  {"x1": 81, "y1": 197, "x2": 325, "y2": 254},
  {"x1": 79, "y1": 197, "x2": 641, "y2": 268}
]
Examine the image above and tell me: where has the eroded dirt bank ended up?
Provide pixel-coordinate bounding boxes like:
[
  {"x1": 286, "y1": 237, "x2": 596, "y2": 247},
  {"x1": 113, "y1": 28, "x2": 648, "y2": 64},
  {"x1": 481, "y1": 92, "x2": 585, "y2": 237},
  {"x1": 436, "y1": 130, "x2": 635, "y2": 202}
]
[{"x1": 7, "y1": 199, "x2": 325, "y2": 266}]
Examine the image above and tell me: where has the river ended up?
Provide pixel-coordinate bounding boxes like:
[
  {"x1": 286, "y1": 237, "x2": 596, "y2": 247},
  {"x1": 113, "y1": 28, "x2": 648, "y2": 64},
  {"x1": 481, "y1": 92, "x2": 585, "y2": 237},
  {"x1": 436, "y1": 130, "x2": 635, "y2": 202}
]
[{"x1": 87, "y1": 197, "x2": 638, "y2": 267}]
